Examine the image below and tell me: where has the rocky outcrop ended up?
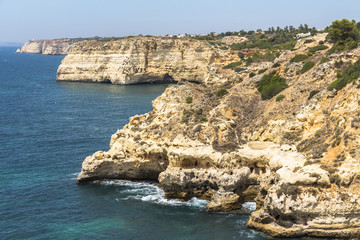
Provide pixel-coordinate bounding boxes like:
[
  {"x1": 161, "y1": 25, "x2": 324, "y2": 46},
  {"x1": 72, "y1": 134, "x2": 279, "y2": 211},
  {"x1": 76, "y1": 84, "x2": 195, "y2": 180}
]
[
  {"x1": 76, "y1": 34, "x2": 360, "y2": 238},
  {"x1": 221, "y1": 36, "x2": 248, "y2": 45},
  {"x1": 56, "y1": 37, "x2": 239, "y2": 84},
  {"x1": 20, "y1": 39, "x2": 81, "y2": 55}
]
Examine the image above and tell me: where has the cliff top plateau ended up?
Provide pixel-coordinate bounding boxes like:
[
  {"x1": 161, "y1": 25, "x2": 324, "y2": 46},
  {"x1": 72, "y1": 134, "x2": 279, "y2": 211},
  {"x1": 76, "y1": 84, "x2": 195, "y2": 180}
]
[{"x1": 18, "y1": 37, "x2": 113, "y2": 55}]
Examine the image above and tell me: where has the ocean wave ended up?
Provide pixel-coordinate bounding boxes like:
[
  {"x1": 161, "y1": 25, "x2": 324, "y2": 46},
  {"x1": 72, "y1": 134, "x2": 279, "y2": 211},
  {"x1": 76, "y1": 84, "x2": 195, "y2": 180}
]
[
  {"x1": 242, "y1": 201, "x2": 256, "y2": 212},
  {"x1": 68, "y1": 172, "x2": 80, "y2": 176},
  {"x1": 94, "y1": 180, "x2": 209, "y2": 209},
  {"x1": 68, "y1": 172, "x2": 80, "y2": 180}
]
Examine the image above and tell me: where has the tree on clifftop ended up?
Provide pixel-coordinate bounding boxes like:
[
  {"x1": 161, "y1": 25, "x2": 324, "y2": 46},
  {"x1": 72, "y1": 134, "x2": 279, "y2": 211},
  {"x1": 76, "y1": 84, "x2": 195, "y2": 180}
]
[
  {"x1": 328, "y1": 19, "x2": 359, "y2": 42},
  {"x1": 327, "y1": 19, "x2": 360, "y2": 53}
]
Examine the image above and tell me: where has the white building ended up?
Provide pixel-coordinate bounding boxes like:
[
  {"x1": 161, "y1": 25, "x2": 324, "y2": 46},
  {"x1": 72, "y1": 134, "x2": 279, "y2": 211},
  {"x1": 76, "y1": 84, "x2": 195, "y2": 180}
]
[{"x1": 296, "y1": 32, "x2": 311, "y2": 39}]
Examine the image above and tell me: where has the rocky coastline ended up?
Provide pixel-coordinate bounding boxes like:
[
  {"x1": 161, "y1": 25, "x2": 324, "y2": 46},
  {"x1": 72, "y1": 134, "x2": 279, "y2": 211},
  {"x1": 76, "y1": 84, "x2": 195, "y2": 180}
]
[
  {"x1": 56, "y1": 37, "x2": 240, "y2": 84},
  {"x1": 18, "y1": 39, "x2": 83, "y2": 55},
  {"x1": 73, "y1": 34, "x2": 360, "y2": 238}
]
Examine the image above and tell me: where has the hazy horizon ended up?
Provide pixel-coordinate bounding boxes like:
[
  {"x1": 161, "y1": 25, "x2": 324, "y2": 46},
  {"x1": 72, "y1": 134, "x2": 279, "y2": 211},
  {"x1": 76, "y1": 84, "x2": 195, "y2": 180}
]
[{"x1": 1, "y1": 0, "x2": 359, "y2": 46}]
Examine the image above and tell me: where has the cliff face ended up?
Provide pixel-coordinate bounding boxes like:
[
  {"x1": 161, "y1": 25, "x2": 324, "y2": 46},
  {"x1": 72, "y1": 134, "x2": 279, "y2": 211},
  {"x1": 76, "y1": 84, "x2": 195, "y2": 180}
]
[
  {"x1": 76, "y1": 34, "x2": 360, "y2": 238},
  {"x1": 20, "y1": 39, "x2": 77, "y2": 55},
  {"x1": 56, "y1": 37, "x2": 239, "y2": 84}
]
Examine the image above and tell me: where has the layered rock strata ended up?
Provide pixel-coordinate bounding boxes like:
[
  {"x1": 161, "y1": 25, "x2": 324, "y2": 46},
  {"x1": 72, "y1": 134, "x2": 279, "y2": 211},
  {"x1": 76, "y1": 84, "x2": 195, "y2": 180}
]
[
  {"x1": 56, "y1": 37, "x2": 239, "y2": 84},
  {"x1": 19, "y1": 39, "x2": 79, "y2": 55},
  {"x1": 76, "y1": 34, "x2": 360, "y2": 238}
]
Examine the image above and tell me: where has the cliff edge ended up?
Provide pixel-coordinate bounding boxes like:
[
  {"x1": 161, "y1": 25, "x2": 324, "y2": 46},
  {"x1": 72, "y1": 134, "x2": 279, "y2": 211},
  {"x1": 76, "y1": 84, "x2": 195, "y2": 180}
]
[
  {"x1": 56, "y1": 37, "x2": 239, "y2": 84},
  {"x1": 20, "y1": 39, "x2": 80, "y2": 55},
  {"x1": 75, "y1": 34, "x2": 360, "y2": 238}
]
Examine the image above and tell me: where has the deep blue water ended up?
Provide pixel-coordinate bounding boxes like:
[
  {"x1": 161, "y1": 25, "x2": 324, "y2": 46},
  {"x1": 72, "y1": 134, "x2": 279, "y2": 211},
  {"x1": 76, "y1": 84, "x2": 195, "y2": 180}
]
[{"x1": 0, "y1": 47, "x2": 270, "y2": 240}]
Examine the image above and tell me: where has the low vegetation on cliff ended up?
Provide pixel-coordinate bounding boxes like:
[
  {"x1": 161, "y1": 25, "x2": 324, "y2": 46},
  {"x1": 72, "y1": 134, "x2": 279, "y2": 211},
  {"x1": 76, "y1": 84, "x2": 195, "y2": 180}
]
[
  {"x1": 257, "y1": 73, "x2": 288, "y2": 100},
  {"x1": 72, "y1": 18, "x2": 360, "y2": 239},
  {"x1": 327, "y1": 59, "x2": 360, "y2": 90}
]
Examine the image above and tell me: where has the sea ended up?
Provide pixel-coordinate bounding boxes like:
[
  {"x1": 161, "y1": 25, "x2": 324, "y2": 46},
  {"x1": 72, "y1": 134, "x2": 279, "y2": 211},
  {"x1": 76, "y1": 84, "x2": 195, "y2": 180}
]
[{"x1": 0, "y1": 46, "x2": 276, "y2": 239}]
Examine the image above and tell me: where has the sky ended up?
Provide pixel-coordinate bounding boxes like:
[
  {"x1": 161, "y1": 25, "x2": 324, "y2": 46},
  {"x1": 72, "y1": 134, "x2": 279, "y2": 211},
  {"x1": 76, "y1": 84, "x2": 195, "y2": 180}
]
[{"x1": 0, "y1": 0, "x2": 360, "y2": 45}]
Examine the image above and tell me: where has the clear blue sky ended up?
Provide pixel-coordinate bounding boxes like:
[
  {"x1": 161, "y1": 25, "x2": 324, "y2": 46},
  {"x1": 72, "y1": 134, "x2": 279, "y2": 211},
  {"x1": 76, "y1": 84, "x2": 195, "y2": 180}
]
[{"x1": 1, "y1": 0, "x2": 359, "y2": 45}]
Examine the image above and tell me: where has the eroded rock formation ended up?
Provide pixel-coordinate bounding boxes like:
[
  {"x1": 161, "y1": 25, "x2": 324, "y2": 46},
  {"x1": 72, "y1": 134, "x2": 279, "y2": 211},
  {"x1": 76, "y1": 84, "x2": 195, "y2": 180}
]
[
  {"x1": 76, "y1": 34, "x2": 360, "y2": 238},
  {"x1": 20, "y1": 39, "x2": 81, "y2": 55},
  {"x1": 56, "y1": 37, "x2": 239, "y2": 84},
  {"x1": 221, "y1": 36, "x2": 248, "y2": 45}
]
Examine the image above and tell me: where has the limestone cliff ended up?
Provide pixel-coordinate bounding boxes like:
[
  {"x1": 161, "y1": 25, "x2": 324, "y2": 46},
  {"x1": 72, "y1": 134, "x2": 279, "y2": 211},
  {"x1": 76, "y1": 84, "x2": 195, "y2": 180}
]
[
  {"x1": 56, "y1": 37, "x2": 239, "y2": 84},
  {"x1": 20, "y1": 39, "x2": 80, "y2": 55},
  {"x1": 76, "y1": 34, "x2": 360, "y2": 238}
]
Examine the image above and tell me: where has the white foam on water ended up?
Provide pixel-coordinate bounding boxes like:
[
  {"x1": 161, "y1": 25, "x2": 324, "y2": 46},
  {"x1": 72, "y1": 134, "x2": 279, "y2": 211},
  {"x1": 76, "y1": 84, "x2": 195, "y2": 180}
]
[
  {"x1": 95, "y1": 179, "x2": 209, "y2": 209},
  {"x1": 242, "y1": 201, "x2": 256, "y2": 212},
  {"x1": 68, "y1": 172, "x2": 80, "y2": 180},
  {"x1": 69, "y1": 172, "x2": 80, "y2": 176}
]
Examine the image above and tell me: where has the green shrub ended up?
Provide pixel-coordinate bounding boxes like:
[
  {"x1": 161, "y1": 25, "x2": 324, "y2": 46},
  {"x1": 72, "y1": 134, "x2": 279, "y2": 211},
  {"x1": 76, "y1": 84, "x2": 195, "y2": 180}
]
[
  {"x1": 257, "y1": 73, "x2": 288, "y2": 100},
  {"x1": 304, "y1": 39, "x2": 313, "y2": 44},
  {"x1": 334, "y1": 59, "x2": 343, "y2": 68},
  {"x1": 234, "y1": 67, "x2": 246, "y2": 72},
  {"x1": 223, "y1": 61, "x2": 242, "y2": 69},
  {"x1": 273, "y1": 63, "x2": 281, "y2": 68},
  {"x1": 219, "y1": 46, "x2": 228, "y2": 50},
  {"x1": 297, "y1": 127, "x2": 329, "y2": 159},
  {"x1": 229, "y1": 32, "x2": 296, "y2": 50},
  {"x1": 263, "y1": 51, "x2": 278, "y2": 62},
  {"x1": 191, "y1": 35, "x2": 215, "y2": 41},
  {"x1": 328, "y1": 78, "x2": 348, "y2": 91},
  {"x1": 238, "y1": 52, "x2": 245, "y2": 59},
  {"x1": 300, "y1": 61, "x2": 315, "y2": 74},
  {"x1": 308, "y1": 45, "x2": 328, "y2": 53},
  {"x1": 320, "y1": 57, "x2": 329, "y2": 64},
  {"x1": 308, "y1": 90, "x2": 320, "y2": 100},
  {"x1": 290, "y1": 54, "x2": 308, "y2": 63},
  {"x1": 200, "y1": 117, "x2": 208, "y2": 122},
  {"x1": 258, "y1": 68, "x2": 267, "y2": 74},
  {"x1": 186, "y1": 96, "x2": 193, "y2": 104},
  {"x1": 319, "y1": 40, "x2": 324, "y2": 45},
  {"x1": 284, "y1": 129, "x2": 303, "y2": 141},
  {"x1": 243, "y1": 51, "x2": 280, "y2": 66},
  {"x1": 249, "y1": 72, "x2": 256, "y2": 78},
  {"x1": 276, "y1": 94, "x2": 285, "y2": 101},
  {"x1": 245, "y1": 58, "x2": 254, "y2": 66},
  {"x1": 327, "y1": 38, "x2": 358, "y2": 54},
  {"x1": 182, "y1": 109, "x2": 193, "y2": 123},
  {"x1": 216, "y1": 88, "x2": 228, "y2": 97},
  {"x1": 327, "y1": 59, "x2": 360, "y2": 91}
]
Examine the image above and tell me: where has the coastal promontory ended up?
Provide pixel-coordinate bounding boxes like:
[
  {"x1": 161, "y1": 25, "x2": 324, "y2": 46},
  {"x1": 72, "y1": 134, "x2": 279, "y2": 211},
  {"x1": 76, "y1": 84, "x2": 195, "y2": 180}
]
[
  {"x1": 73, "y1": 25, "x2": 360, "y2": 238},
  {"x1": 19, "y1": 39, "x2": 82, "y2": 55},
  {"x1": 56, "y1": 37, "x2": 239, "y2": 84}
]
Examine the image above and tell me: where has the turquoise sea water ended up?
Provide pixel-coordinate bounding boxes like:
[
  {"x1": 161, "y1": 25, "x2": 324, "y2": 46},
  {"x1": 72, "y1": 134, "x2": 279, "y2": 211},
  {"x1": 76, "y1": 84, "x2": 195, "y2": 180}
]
[{"x1": 0, "y1": 47, "x2": 272, "y2": 240}]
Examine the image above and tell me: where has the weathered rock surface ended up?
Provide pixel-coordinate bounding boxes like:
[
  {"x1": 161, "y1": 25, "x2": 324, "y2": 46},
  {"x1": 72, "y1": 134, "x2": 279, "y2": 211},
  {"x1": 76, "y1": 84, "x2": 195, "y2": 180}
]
[
  {"x1": 76, "y1": 34, "x2": 360, "y2": 238},
  {"x1": 221, "y1": 36, "x2": 248, "y2": 45},
  {"x1": 20, "y1": 39, "x2": 81, "y2": 55},
  {"x1": 57, "y1": 37, "x2": 239, "y2": 84}
]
